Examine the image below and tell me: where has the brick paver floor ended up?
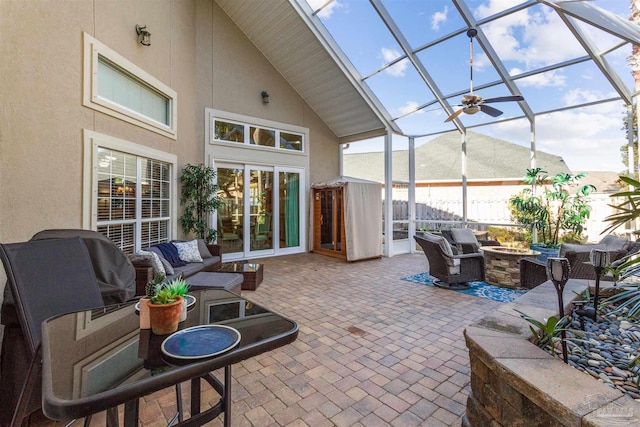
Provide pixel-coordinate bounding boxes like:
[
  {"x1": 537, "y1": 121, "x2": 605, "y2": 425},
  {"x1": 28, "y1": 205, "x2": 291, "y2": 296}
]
[{"x1": 27, "y1": 252, "x2": 499, "y2": 426}]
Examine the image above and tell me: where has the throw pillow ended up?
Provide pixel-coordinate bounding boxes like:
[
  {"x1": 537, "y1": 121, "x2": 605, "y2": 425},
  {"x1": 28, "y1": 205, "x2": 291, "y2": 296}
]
[
  {"x1": 197, "y1": 239, "x2": 213, "y2": 259},
  {"x1": 138, "y1": 250, "x2": 165, "y2": 275},
  {"x1": 145, "y1": 246, "x2": 174, "y2": 275},
  {"x1": 153, "y1": 243, "x2": 187, "y2": 267},
  {"x1": 173, "y1": 240, "x2": 203, "y2": 263}
]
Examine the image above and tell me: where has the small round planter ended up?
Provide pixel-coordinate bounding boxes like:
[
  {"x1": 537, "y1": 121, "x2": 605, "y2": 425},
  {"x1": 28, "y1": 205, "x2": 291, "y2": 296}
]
[{"x1": 148, "y1": 296, "x2": 183, "y2": 335}]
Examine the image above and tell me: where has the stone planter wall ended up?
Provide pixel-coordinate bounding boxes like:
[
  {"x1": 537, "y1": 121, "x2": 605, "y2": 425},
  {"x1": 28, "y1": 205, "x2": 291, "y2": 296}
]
[{"x1": 463, "y1": 279, "x2": 640, "y2": 426}]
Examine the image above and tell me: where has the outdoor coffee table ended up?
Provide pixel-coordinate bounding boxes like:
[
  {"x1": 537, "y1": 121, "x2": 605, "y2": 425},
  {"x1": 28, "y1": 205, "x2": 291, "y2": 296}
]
[
  {"x1": 40, "y1": 289, "x2": 297, "y2": 427},
  {"x1": 480, "y1": 246, "x2": 541, "y2": 289},
  {"x1": 219, "y1": 262, "x2": 264, "y2": 290}
]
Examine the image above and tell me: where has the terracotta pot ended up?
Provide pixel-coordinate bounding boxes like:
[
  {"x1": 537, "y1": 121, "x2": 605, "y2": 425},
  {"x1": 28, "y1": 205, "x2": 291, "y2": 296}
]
[{"x1": 148, "y1": 296, "x2": 183, "y2": 335}]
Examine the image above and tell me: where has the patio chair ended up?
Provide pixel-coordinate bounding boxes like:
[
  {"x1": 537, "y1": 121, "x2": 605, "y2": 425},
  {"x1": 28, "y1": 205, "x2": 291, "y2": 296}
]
[
  {"x1": 0, "y1": 237, "x2": 106, "y2": 427},
  {"x1": 414, "y1": 233, "x2": 485, "y2": 290},
  {"x1": 441, "y1": 228, "x2": 501, "y2": 255}
]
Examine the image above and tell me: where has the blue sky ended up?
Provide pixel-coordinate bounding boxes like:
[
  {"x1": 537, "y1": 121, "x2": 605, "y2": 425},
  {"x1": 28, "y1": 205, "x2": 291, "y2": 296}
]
[{"x1": 305, "y1": 0, "x2": 634, "y2": 173}]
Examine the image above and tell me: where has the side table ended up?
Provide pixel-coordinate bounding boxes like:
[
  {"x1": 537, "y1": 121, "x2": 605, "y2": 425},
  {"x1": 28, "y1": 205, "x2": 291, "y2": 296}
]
[{"x1": 219, "y1": 263, "x2": 264, "y2": 290}]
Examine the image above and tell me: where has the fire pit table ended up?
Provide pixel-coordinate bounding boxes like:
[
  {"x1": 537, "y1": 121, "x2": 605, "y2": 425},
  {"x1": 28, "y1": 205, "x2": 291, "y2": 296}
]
[{"x1": 480, "y1": 246, "x2": 540, "y2": 289}]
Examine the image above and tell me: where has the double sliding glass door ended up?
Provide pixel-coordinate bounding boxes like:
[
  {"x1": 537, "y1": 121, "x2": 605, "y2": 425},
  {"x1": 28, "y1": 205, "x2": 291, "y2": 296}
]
[{"x1": 216, "y1": 164, "x2": 303, "y2": 259}]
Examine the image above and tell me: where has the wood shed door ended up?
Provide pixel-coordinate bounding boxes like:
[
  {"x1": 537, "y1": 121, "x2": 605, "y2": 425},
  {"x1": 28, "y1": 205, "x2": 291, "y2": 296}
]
[{"x1": 313, "y1": 188, "x2": 346, "y2": 259}]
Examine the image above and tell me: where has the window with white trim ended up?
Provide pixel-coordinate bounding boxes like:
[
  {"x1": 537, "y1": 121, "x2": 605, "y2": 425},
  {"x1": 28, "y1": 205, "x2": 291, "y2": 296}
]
[
  {"x1": 213, "y1": 119, "x2": 304, "y2": 152},
  {"x1": 83, "y1": 33, "x2": 177, "y2": 139},
  {"x1": 84, "y1": 131, "x2": 177, "y2": 253}
]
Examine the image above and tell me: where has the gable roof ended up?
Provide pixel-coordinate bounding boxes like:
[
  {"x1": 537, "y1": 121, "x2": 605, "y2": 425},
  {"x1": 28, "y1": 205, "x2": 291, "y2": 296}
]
[{"x1": 343, "y1": 132, "x2": 570, "y2": 183}]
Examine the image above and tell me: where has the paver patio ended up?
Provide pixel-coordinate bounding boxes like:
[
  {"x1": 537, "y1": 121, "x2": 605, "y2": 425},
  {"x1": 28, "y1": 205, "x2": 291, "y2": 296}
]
[{"x1": 26, "y1": 252, "x2": 500, "y2": 426}]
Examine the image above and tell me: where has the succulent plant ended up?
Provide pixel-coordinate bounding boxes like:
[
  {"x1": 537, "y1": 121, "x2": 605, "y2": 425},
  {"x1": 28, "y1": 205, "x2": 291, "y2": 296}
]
[
  {"x1": 145, "y1": 272, "x2": 166, "y2": 298},
  {"x1": 166, "y1": 278, "x2": 190, "y2": 297}
]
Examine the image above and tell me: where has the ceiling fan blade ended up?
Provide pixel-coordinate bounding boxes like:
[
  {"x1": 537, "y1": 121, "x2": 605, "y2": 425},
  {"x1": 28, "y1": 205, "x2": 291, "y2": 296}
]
[
  {"x1": 444, "y1": 108, "x2": 465, "y2": 122},
  {"x1": 480, "y1": 105, "x2": 503, "y2": 117},
  {"x1": 482, "y1": 95, "x2": 524, "y2": 104}
]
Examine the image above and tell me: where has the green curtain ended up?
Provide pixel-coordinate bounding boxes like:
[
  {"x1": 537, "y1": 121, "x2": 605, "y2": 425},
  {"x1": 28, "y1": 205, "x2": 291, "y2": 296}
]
[{"x1": 285, "y1": 173, "x2": 299, "y2": 247}]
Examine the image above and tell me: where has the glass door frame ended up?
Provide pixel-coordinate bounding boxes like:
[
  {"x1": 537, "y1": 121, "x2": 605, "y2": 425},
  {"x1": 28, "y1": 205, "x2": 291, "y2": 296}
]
[{"x1": 214, "y1": 162, "x2": 305, "y2": 261}]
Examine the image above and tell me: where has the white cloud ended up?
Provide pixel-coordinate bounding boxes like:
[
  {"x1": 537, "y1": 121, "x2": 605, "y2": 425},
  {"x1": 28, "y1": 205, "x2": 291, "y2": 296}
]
[
  {"x1": 476, "y1": 1, "x2": 584, "y2": 69},
  {"x1": 489, "y1": 107, "x2": 627, "y2": 171},
  {"x1": 431, "y1": 6, "x2": 448, "y2": 31},
  {"x1": 306, "y1": 0, "x2": 343, "y2": 18},
  {"x1": 512, "y1": 68, "x2": 567, "y2": 88},
  {"x1": 398, "y1": 101, "x2": 423, "y2": 116},
  {"x1": 562, "y1": 89, "x2": 619, "y2": 110},
  {"x1": 381, "y1": 48, "x2": 408, "y2": 77}
]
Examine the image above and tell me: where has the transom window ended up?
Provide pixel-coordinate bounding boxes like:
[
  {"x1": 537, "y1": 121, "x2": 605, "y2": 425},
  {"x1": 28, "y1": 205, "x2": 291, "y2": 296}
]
[
  {"x1": 83, "y1": 33, "x2": 177, "y2": 139},
  {"x1": 213, "y1": 119, "x2": 304, "y2": 152}
]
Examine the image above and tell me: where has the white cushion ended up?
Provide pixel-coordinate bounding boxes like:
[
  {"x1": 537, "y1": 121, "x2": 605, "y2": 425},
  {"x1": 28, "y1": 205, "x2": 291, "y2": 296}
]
[
  {"x1": 173, "y1": 240, "x2": 203, "y2": 263},
  {"x1": 451, "y1": 228, "x2": 479, "y2": 245},
  {"x1": 138, "y1": 250, "x2": 165, "y2": 275}
]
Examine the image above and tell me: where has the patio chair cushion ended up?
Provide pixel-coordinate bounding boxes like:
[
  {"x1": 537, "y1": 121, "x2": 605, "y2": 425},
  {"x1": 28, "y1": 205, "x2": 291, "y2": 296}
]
[
  {"x1": 145, "y1": 246, "x2": 175, "y2": 275},
  {"x1": 451, "y1": 228, "x2": 478, "y2": 245},
  {"x1": 197, "y1": 239, "x2": 213, "y2": 258},
  {"x1": 137, "y1": 250, "x2": 166, "y2": 276},
  {"x1": 599, "y1": 234, "x2": 630, "y2": 254},
  {"x1": 173, "y1": 240, "x2": 203, "y2": 263},
  {"x1": 559, "y1": 243, "x2": 606, "y2": 257}
]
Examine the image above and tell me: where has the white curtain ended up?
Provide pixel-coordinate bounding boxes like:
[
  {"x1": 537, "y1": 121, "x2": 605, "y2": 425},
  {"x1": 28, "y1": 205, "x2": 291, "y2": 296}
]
[{"x1": 344, "y1": 181, "x2": 382, "y2": 261}]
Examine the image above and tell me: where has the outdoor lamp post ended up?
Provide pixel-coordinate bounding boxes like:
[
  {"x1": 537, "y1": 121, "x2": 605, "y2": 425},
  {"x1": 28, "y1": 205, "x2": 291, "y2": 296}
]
[
  {"x1": 590, "y1": 248, "x2": 609, "y2": 320},
  {"x1": 547, "y1": 257, "x2": 570, "y2": 364}
]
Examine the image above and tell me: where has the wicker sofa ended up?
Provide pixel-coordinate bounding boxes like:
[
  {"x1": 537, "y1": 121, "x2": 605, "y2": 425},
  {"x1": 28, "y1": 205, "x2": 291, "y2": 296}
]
[
  {"x1": 519, "y1": 235, "x2": 640, "y2": 289},
  {"x1": 130, "y1": 239, "x2": 223, "y2": 296}
]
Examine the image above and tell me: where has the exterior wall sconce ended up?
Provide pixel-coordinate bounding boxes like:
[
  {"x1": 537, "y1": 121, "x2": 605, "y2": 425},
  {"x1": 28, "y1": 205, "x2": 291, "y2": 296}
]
[
  {"x1": 136, "y1": 25, "x2": 151, "y2": 46},
  {"x1": 261, "y1": 91, "x2": 269, "y2": 104}
]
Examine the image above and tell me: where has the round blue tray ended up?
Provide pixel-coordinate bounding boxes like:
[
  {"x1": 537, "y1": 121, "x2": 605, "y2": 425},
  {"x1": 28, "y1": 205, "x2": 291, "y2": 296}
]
[{"x1": 161, "y1": 325, "x2": 241, "y2": 359}]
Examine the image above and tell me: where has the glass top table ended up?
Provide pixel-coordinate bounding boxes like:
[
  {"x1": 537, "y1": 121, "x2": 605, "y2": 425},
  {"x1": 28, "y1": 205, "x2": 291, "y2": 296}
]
[{"x1": 41, "y1": 289, "x2": 297, "y2": 426}]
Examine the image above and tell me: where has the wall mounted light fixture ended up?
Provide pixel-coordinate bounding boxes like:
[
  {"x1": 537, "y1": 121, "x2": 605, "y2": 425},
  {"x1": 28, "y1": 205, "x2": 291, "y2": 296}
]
[
  {"x1": 261, "y1": 91, "x2": 269, "y2": 104},
  {"x1": 136, "y1": 24, "x2": 151, "y2": 46}
]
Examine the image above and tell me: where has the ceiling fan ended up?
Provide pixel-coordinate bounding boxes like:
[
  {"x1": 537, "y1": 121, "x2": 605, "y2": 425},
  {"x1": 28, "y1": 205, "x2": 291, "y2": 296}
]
[{"x1": 445, "y1": 29, "x2": 524, "y2": 122}]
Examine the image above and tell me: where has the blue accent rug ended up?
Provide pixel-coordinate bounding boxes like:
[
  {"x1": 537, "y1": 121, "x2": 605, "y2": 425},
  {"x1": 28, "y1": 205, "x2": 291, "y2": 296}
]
[{"x1": 402, "y1": 272, "x2": 527, "y2": 303}]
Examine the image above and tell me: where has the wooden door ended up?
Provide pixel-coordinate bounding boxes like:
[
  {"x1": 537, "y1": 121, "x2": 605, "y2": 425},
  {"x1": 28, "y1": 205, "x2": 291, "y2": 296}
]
[{"x1": 313, "y1": 188, "x2": 346, "y2": 259}]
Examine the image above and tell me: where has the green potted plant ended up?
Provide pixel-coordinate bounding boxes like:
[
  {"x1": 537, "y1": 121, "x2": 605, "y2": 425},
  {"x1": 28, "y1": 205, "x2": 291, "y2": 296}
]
[
  {"x1": 508, "y1": 168, "x2": 595, "y2": 260},
  {"x1": 166, "y1": 278, "x2": 191, "y2": 322},
  {"x1": 179, "y1": 164, "x2": 223, "y2": 244},
  {"x1": 147, "y1": 281, "x2": 185, "y2": 335}
]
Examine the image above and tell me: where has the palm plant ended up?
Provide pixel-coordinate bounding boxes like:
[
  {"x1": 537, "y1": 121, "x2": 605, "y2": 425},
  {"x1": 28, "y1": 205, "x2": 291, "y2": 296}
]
[{"x1": 509, "y1": 168, "x2": 595, "y2": 246}]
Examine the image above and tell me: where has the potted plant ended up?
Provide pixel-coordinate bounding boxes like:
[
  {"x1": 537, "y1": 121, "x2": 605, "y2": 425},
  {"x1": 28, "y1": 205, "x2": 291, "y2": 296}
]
[
  {"x1": 179, "y1": 164, "x2": 223, "y2": 244},
  {"x1": 166, "y1": 278, "x2": 190, "y2": 321},
  {"x1": 508, "y1": 168, "x2": 595, "y2": 260},
  {"x1": 147, "y1": 281, "x2": 184, "y2": 335}
]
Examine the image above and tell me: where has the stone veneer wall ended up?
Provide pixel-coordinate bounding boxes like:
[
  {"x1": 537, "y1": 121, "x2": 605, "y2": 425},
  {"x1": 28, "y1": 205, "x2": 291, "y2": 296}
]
[{"x1": 463, "y1": 279, "x2": 640, "y2": 426}]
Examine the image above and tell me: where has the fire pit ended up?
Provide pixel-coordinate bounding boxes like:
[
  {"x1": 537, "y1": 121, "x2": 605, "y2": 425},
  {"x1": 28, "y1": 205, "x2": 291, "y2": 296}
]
[{"x1": 480, "y1": 246, "x2": 540, "y2": 289}]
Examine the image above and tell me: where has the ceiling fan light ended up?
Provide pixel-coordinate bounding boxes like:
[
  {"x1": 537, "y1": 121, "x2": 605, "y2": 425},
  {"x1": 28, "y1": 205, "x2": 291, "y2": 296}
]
[{"x1": 465, "y1": 106, "x2": 480, "y2": 115}]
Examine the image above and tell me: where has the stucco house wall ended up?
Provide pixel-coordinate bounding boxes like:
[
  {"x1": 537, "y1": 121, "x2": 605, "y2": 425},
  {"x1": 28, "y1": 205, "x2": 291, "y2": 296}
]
[{"x1": 0, "y1": 0, "x2": 340, "y2": 300}]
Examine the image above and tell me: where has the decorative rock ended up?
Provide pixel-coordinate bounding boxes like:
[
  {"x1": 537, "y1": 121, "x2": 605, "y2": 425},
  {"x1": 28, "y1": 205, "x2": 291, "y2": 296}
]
[
  {"x1": 620, "y1": 320, "x2": 633, "y2": 330},
  {"x1": 588, "y1": 360, "x2": 601, "y2": 367}
]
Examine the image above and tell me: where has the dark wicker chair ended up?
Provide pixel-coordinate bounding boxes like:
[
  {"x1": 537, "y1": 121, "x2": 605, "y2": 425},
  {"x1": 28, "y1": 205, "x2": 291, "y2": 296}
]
[
  {"x1": 414, "y1": 233, "x2": 485, "y2": 290},
  {"x1": 519, "y1": 237, "x2": 640, "y2": 289},
  {"x1": 440, "y1": 228, "x2": 501, "y2": 255}
]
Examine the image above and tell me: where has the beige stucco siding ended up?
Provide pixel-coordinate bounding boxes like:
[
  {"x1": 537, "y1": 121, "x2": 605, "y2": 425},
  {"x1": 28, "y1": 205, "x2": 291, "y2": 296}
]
[
  {"x1": 0, "y1": 0, "x2": 339, "y2": 245},
  {"x1": 0, "y1": 0, "x2": 341, "y2": 307}
]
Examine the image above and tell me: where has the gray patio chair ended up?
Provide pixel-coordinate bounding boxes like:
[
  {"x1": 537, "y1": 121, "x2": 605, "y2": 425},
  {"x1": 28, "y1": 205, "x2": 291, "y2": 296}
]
[
  {"x1": 0, "y1": 237, "x2": 106, "y2": 427},
  {"x1": 414, "y1": 233, "x2": 486, "y2": 290}
]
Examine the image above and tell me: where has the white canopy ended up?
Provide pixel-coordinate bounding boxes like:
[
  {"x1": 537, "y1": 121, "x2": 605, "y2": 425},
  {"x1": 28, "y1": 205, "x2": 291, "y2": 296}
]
[{"x1": 311, "y1": 176, "x2": 382, "y2": 261}]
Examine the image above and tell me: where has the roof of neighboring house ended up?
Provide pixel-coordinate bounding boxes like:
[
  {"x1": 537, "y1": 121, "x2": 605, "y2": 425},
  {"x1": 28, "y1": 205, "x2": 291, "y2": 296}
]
[
  {"x1": 577, "y1": 171, "x2": 623, "y2": 193},
  {"x1": 343, "y1": 132, "x2": 571, "y2": 183}
]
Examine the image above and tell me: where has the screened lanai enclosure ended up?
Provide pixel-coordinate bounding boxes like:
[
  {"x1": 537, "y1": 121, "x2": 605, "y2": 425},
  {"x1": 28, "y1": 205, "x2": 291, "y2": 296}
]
[{"x1": 217, "y1": 0, "x2": 640, "y2": 256}]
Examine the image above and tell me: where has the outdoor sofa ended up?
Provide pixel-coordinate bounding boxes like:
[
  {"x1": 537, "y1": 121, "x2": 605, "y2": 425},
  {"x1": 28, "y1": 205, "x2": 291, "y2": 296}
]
[
  {"x1": 130, "y1": 239, "x2": 224, "y2": 296},
  {"x1": 519, "y1": 234, "x2": 640, "y2": 289}
]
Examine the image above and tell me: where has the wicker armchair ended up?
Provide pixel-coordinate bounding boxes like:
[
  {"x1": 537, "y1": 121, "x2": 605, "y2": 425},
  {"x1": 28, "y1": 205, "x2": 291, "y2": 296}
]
[
  {"x1": 440, "y1": 228, "x2": 501, "y2": 255},
  {"x1": 414, "y1": 233, "x2": 486, "y2": 290}
]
